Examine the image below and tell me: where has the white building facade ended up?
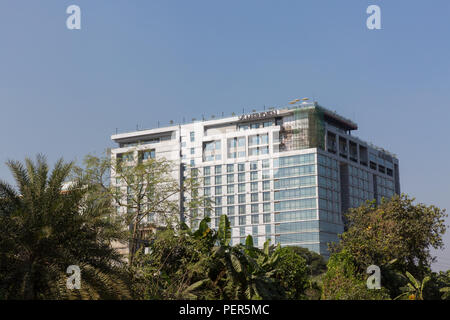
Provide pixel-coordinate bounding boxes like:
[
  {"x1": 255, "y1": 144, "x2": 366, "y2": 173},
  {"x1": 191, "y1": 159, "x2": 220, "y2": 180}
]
[{"x1": 111, "y1": 102, "x2": 400, "y2": 258}]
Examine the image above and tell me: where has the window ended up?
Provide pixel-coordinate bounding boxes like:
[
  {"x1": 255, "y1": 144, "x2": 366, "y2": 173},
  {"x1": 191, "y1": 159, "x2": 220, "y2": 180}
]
[
  {"x1": 250, "y1": 182, "x2": 258, "y2": 192},
  {"x1": 215, "y1": 207, "x2": 222, "y2": 216},
  {"x1": 204, "y1": 187, "x2": 211, "y2": 196},
  {"x1": 238, "y1": 137, "x2": 245, "y2": 147},
  {"x1": 215, "y1": 165, "x2": 222, "y2": 174},
  {"x1": 262, "y1": 159, "x2": 270, "y2": 168},
  {"x1": 262, "y1": 170, "x2": 270, "y2": 179},
  {"x1": 204, "y1": 166, "x2": 211, "y2": 176},
  {"x1": 239, "y1": 217, "x2": 246, "y2": 226},
  {"x1": 215, "y1": 175, "x2": 222, "y2": 185},
  {"x1": 238, "y1": 173, "x2": 245, "y2": 182},
  {"x1": 227, "y1": 164, "x2": 234, "y2": 173},
  {"x1": 190, "y1": 160, "x2": 195, "y2": 166},
  {"x1": 227, "y1": 174, "x2": 234, "y2": 183},
  {"x1": 263, "y1": 214, "x2": 271, "y2": 223},
  {"x1": 238, "y1": 183, "x2": 245, "y2": 193},
  {"x1": 227, "y1": 184, "x2": 235, "y2": 194},
  {"x1": 265, "y1": 224, "x2": 271, "y2": 235},
  {"x1": 251, "y1": 215, "x2": 259, "y2": 224},
  {"x1": 263, "y1": 192, "x2": 270, "y2": 201},
  {"x1": 215, "y1": 186, "x2": 222, "y2": 195},
  {"x1": 250, "y1": 161, "x2": 258, "y2": 170},
  {"x1": 190, "y1": 132, "x2": 195, "y2": 142},
  {"x1": 204, "y1": 177, "x2": 211, "y2": 186},
  {"x1": 238, "y1": 163, "x2": 245, "y2": 172},
  {"x1": 227, "y1": 206, "x2": 235, "y2": 215},
  {"x1": 141, "y1": 149, "x2": 155, "y2": 160},
  {"x1": 263, "y1": 180, "x2": 270, "y2": 191},
  {"x1": 263, "y1": 202, "x2": 270, "y2": 212},
  {"x1": 227, "y1": 195, "x2": 235, "y2": 205},
  {"x1": 190, "y1": 148, "x2": 194, "y2": 155},
  {"x1": 215, "y1": 197, "x2": 222, "y2": 206},
  {"x1": 239, "y1": 205, "x2": 246, "y2": 215},
  {"x1": 250, "y1": 171, "x2": 258, "y2": 181},
  {"x1": 251, "y1": 193, "x2": 258, "y2": 202},
  {"x1": 238, "y1": 194, "x2": 246, "y2": 204},
  {"x1": 251, "y1": 204, "x2": 259, "y2": 213}
]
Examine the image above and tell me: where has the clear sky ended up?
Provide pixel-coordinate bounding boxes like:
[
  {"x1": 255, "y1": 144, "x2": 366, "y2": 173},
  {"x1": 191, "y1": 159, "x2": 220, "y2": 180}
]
[{"x1": 1, "y1": 0, "x2": 449, "y2": 270}]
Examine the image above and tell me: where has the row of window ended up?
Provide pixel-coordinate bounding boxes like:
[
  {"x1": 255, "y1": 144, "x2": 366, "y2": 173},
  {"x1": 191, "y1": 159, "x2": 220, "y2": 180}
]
[
  {"x1": 274, "y1": 175, "x2": 316, "y2": 189},
  {"x1": 275, "y1": 220, "x2": 319, "y2": 234},
  {"x1": 275, "y1": 232, "x2": 320, "y2": 244},
  {"x1": 274, "y1": 187, "x2": 316, "y2": 201},
  {"x1": 206, "y1": 192, "x2": 272, "y2": 205},
  {"x1": 274, "y1": 198, "x2": 316, "y2": 211},
  {"x1": 319, "y1": 198, "x2": 340, "y2": 213},
  {"x1": 317, "y1": 154, "x2": 339, "y2": 170},
  {"x1": 319, "y1": 210, "x2": 341, "y2": 224},
  {"x1": 273, "y1": 164, "x2": 316, "y2": 178},
  {"x1": 200, "y1": 203, "x2": 273, "y2": 217},
  {"x1": 274, "y1": 153, "x2": 315, "y2": 168},
  {"x1": 202, "y1": 161, "x2": 270, "y2": 175},
  {"x1": 274, "y1": 209, "x2": 318, "y2": 222}
]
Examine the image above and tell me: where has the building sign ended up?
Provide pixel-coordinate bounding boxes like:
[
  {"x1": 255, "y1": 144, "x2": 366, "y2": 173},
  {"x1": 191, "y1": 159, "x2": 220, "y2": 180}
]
[{"x1": 239, "y1": 110, "x2": 279, "y2": 121}]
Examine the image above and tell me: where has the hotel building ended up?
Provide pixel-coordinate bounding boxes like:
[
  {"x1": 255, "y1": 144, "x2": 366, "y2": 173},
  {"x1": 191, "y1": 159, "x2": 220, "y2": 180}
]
[{"x1": 110, "y1": 101, "x2": 400, "y2": 258}]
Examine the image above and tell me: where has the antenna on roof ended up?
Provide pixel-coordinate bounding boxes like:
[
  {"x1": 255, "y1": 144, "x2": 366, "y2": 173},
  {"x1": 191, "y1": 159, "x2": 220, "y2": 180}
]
[{"x1": 157, "y1": 121, "x2": 160, "y2": 128}]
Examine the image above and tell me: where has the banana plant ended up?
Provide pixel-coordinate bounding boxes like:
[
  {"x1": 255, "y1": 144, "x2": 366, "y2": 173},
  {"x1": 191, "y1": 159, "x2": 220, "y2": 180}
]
[{"x1": 395, "y1": 271, "x2": 430, "y2": 300}]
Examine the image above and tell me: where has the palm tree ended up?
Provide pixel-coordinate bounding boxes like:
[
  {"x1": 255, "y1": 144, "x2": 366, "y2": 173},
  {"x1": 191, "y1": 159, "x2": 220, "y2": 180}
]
[{"x1": 0, "y1": 155, "x2": 131, "y2": 299}]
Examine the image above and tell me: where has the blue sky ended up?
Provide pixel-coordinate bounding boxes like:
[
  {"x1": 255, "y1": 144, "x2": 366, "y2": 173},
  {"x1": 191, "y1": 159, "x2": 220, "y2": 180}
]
[{"x1": 1, "y1": 0, "x2": 449, "y2": 270}]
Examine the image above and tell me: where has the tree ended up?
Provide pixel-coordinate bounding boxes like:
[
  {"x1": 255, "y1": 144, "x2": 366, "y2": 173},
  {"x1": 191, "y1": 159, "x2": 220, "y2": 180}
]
[
  {"x1": 0, "y1": 155, "x2": 131, "y2": 299},
  {"x1": 273, "y1": 247, "x2": 308, "y2": 299},
  {"x1": 284, "y1": 246, "x2": 327, "y2": 276},
  {"x1": 333, "y1": 194, "x2": 447, "y2": 278},
  {"x1": 74, "y1": 152, "x2": 206, "y2": 266},
  {"x1": 321, "y1": 250, "x2": 390, "y2": 300}
]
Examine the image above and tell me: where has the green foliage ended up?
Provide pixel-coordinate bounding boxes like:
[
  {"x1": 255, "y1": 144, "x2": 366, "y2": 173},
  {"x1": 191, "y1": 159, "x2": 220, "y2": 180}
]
[
  {"x1": 395, "y1": 271, "x2": 430, "y2": 300},
  {"x1": 273, "y1": 247, "x2": 308, "y2": 299},
  {"x1": 0, "y1": 155, "x2": 131, "y2": 299},
  {"x1": 282, "y1": 246, "x2": 327, "y2": 276},
  {"x1": 334, "y1": 194, "x2": 447, "y2": 278},
  {"x1": 133, "y1": 215, "x2": 315, "y2": 300},
  {"x1": 321, "y1": 250, "x2": 390, "y2": 300},
  {"x1": 420, "y1": 270, "x2": 450, "y2": 300}
]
